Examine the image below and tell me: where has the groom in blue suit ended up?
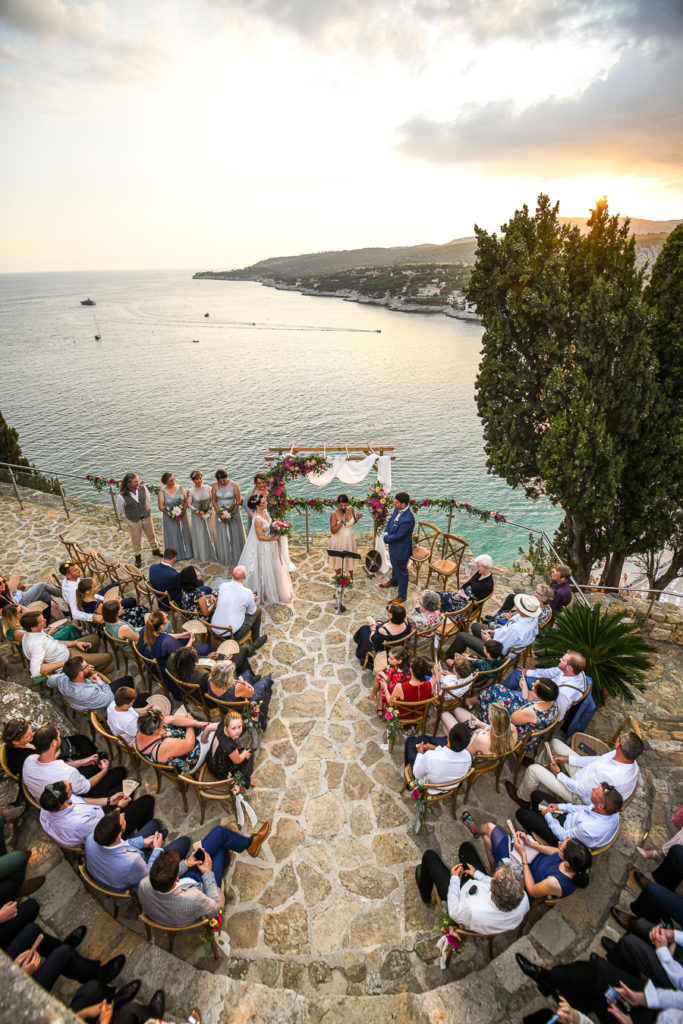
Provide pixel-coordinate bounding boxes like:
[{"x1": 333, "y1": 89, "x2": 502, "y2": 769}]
[{"x1": 380, "y1": 492, "x2": 415, "y2": 602}]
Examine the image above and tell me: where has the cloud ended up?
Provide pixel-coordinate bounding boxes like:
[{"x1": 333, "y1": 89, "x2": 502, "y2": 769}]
[
  {"x1": 0, "y1": 43, "x2": 28, "y2": 62},
  {"x1": 208, "y1": 0, "x2": 683, "y2": 52},
  {"x1": 0, "y1": 73, "x2": 21, "y2": 92},
  {"x1": 0, "y1": 0, "x2": 70, "y2": 39},
  {"x1": 396, "y1": 48, "x2": 683, "y2": 175}
]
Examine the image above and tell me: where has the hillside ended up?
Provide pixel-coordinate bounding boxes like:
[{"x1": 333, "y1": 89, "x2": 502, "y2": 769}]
[{"x1": 559, "y1": 216, "x2": 682, "y2": 235}]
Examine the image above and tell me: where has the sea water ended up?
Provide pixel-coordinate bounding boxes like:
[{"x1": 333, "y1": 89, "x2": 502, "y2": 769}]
[{"x1": 0, "y1": 269, "x2": 561, "y2": 563}]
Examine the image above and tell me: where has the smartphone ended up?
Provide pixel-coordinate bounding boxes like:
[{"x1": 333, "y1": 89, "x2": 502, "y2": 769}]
[
  {"x1": 605, "y1": 986, "x2": 630, "y2": 1013},
  {"x1": 578, "y1": 742, "x2": 598, "y2": 756},
  {"x1": 193, "y1": 848, "x2": 205, "y2": 862}
]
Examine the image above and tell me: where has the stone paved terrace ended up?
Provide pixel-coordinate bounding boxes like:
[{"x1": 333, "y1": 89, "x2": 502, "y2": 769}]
[{"x1": 0, "y1": 492, "x2": 682, "y2": 1023}]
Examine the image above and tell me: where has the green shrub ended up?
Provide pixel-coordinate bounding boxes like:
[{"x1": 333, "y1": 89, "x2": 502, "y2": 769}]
[{"x1": 534, "y1": 602, "x2": 655, "y2": 706}]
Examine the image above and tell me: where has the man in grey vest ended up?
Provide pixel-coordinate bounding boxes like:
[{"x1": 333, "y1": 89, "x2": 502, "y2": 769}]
[{"x1": 115, "y1": 473, "x2": 162, "y2": 568}]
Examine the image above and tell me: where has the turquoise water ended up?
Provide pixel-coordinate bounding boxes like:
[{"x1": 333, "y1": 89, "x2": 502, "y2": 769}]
[{"x1": 0, "y1": 269, "x2": 561, "y2": 562}]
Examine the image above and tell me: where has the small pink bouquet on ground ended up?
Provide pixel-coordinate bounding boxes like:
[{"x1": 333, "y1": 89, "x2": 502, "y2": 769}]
[
  {"x1": 383, "y1": 706, "x2": 401, "y2": 741},
  {"x1": 333, "y1": 570, "x2": 354, "y2": 590},
  {"x1": 270, "y1": 520, "x2": 292, "y2": 537},
  {"x1": 201, "y1": 912, "x2": 224, "y2": 956},
  {"x1": 217, "y1": 505, "x2": 237, "y2": 523}
]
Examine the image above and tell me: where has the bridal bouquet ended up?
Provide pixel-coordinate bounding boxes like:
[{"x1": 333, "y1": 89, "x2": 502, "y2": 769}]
[
  {"x1": 201, "y1": 912, "x2": 225, "y2": 957},
  {"x1": 191, "y1": 500, "x2": 212, "y2": 519},
  {"x1": 163, "y1": 504, "x2": 185, "y2": 520},
  {"x1": 383, "y1": 706, "x2": 401, "y2": 741},
  {"x1": 270, "y1": 520, "x2": 292, "y2": 537},
  {"x1": 217, "y1": 505, "x2": 237, "y2": 523},
  {"x1": 244, "y1": 699, "x2": 264, "y2": 734}
]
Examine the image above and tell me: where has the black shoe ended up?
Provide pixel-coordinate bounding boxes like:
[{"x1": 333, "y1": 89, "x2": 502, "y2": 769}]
[
  {"x1": 601, "y1": 937, "x2": 617, "y2": 955},
  {"x1": 148, "y1": 990, "x2": 165, "y2": 1018},
  {"x1": 610, "y1": 907, "x2": 637, "y2": 932},
  {"x1": 515, "y1": 953, "x2": 552, "y2": 997},
  {"x1": 415, "y1": 865, "x2": 431, "y2": 905},
  {"x1": 151, "y1": 548, "x2": 162, "y2": 557},
  {"x1": 252, "y1": 635, "x2": 268, "y2": 651},
  {"x1": 633, "y1": 870, "x2": 651, "y2": 891},
  {"x1": 505, "y1": 781, "x2": 530, "y2": 810},
  {"x1": 134, "y1": 555, "x2": 142, "y2": 569},
  {"x1": 100, "y1": 954, "x2": 125, "y2": 985},
  {"x1": 113, "y1": 980, "x2": 141, "y2": 1007},
  {"x1": 590, "y1": 952, "x2": 601, "y2": 963},
  {"x1": 64, "y1": 925, "x2": 87, "y2": 949}
]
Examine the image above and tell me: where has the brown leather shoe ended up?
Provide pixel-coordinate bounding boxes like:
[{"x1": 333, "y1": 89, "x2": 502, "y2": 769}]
[
  {"x1": 392, "y1": 598, "x2": 405, "y2": 605},
  {"x1": 505, "y1": 781, "x2": 530, "y2": 810},
  {"x1": 633, "y1": 870, "x2": 651, "y2": 891},
  {"x1": 380, "y1": 581, "x2": 396, "y2": 588},
  {"x1": 18, "y1": 875, "x2": 45, "y2": 897},
  {"x1": 248, "y1": 820, "x2": 271, "y2": 857},
  {"x1": 610, "y1": 907, "x2": 637, "y2": 931}
]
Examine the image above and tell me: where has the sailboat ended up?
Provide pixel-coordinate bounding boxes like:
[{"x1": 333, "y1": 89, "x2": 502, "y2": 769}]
[{"x1": 93, "y1": 312, "x2": 101, "y2": 340}]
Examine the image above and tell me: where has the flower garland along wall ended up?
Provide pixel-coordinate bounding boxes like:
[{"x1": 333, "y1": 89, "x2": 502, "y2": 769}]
[{"x1": 85, "y1": 458, "x2": 508, "y2": 527}]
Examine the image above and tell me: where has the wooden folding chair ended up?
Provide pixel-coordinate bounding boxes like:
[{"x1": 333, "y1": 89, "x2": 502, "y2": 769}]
[
  {"x1": 103, "y1": 630, "x2": 144, "y2": 682},
  {"x1": 58, "y1": 534, "x2": 88, "y2": 570},
  {"x1": 517, "y1": 891, "x2": 567, "y2": 937},
  {"x1": 387, "y1": 696, "x2": 436, "y2": 753},
  {"x1": 425, "y1": 534, "x2": 468, "y2": 591},
  {"x1": 432, "y1": 889, "x2": 495, "y2": 961},
  {"x1": 47, "y1": 836, "x2": 84, "y2": 868},
  {"x1": 362, "y1": 628, "x2": 415, "y2": 671},
  {"x1": 459, "y1": 596, "x2": 490, "y2": 632},
  {"x1": 403, "y1": 764, "x2": 473, "y2": 830},
  {"x1": 203, "y1": 693, "x2": 251, "y2": 722},
  {"x1": 430, "y1": 674, "x2": 480, "y2": 734},
  {"x1": 181, "y1": 763, "x2": 238, "y2": 825},
  {"x1": 139, "y1": 911, "x2": 219, "y2": 958},
  {"x1": 21, "y1": 779, "x2": 40, "y2": 810},
  {"x1": 166, "y1": 670, "x2": 211, "y2": 717},
  {"x1": 463, "y1": 740, "x2": 522, "y2": 804},
  {"x1": 90, "y1": 712, "x2": 141, "y2": 782},
  {"x1": 0, "y1": 742, "x2": 19, "y2": 781},
  {"x1": 409, "y1": 522, "x2": 441, "y2": 588},
  {"x1": 471, "y1": 657, "x2": 514, "y2": 695},
  {"x1": 134, "y1": 745, "x2": 191, "y2": 813},
  {"x1": 570, "y1": 714, "x2": 642, "y2": 808},
  {"x1": 510, "y1": 712, "x2": 560, "y2": 785},
  {"x1": 133, "y1": 644, "x2": 174, "y2": 702},
  {"x1": 78, "y1": 863, "x2": 138, "y2": 919}
]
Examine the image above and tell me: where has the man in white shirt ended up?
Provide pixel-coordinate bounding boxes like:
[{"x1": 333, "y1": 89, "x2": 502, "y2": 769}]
[
  {"x1": 22, "y1": 724, "x2": 126, "y2": 801},
  {"x1": 445, "y1": 593, "x2": 541, "y2": 659},
  {"x1": 415, "y1": 850, "x2": 529, "y2": 935},
  {"x1": 509, "y1": 730, "x2": 643, "y2": 806},
  {"x1": 107, "y1": 687, "x2": 153, "y2": 745},
  {"x1": 516, "y1": 782, "x2": 622, "y2": 849},
  {"x1": 38, "y1": 780, "x2": 154, "y2": 848},
  {"x1": 212, "y1": 566, "x2": 265, "y2": 643},
  {"x1": 405, "y1": 723, "x2": 473, "y2": 793},
  {"x1": 503, "y1": 650, "x2": 589, "y2": 722},
  {"x1": 21, "y1": 610, "x2": 111, "y2": 677},
  {"x1": 59, "y1": 561, "x2": 104, "y2": 625}
]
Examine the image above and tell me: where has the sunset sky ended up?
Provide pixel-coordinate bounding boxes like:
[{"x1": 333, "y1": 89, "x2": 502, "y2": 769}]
[{"x1": 1, "y1": 0, "x2": 681, "y2": 272}]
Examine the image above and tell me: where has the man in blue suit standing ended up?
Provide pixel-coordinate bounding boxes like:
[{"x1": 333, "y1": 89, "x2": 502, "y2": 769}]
[
  {"x1": 380, "y1": 492, "x2": 415, "y2": 603},
  {"x1": 149, "y1": 548, "x2": 182, "y2": 609}
]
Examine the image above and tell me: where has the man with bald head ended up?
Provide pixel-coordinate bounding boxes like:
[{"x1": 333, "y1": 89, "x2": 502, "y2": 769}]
[{"x1": 211, "y1": 565, "x2": 265, "y2": 644}]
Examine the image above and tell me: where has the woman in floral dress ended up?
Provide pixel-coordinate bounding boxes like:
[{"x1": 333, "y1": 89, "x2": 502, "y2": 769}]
[{"x1": 477, "y1": 677, "x2": 559, "y2": 747}]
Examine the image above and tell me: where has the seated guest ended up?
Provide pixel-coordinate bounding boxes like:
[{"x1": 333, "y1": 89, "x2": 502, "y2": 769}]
[
  {"x1": 0, "y1": 572, "x2": 62, "y2": 615},
  {"x1": 502, "y1": 650, "x2": 588, "y2": 722},
  {"x1": 549, "y1": 564, "x2": 573, "y2": 612},
  {"x1": 627, "y1": 847, "x2": 683, "y2": 929},
  {"x1": 211, "y1": 565, "x2": 265, "y2": 643},
  {"x1": 2, "y1": 720, "x2": 97, "y2": 778},
  {"x1": 70, "y1": 982, "x2": 165, "y2": 1023},
  {"x1": 370, "y1": 645, "x2": 410, "y2": 711},
  {"x1": 201, "y1": 660, "x2": 273, "y2": 730},
  {"x1": 444, "y1": 593, "x2": 542, "y2": 660},
  {"x1": 138, "y1": 821, "x2": 272, "y2": 927},
  {"x1": 22, "y1": 725, "x2": 127, "y2": 801},
  {"x1": 476, "y1": 676, "x2": 558, "y2": 747},
  {"x1": 488, "y1": 584, "x2": 554, "y2": 628},
  {"x1": 60, "y1": 560, "x2": 106, "y2": 626},
  {"x1": 596, "y1": 918, "x2": 683, "y2": 993},
  {"x1": 354, "y1": 601, "x2": 412, "y2": 665},
  {"x1": 206, "y1": 710, "x2": 256, "y2": 785},
  {"x1": 404, "y1": 722, "x2": 473, "y2": 792},
  {"x1": 107, "y1": 687, "x2": 154, "y2": 746},
  {"x1": 6, "y1": 915, "x2": 125, "y2": 995},
  {"x1": 432, "y1": 656, "x2": 476, "y2": 700},
  {"x1": 149, "y1": 548, "x2": 182, "y2": 608},
  {"x1": 177, "y1": 566, "x2": 216, "y2": 618},
  {"x1": 462, "y1": 813, "x2": 592, "y2": 899},
  {"x1": 137, "y1": 610, "x2": 210, "y2": 699},
  {"x1": 135, "y1": 709, "x2": 218, "y2": 776},
  {"x1": 39, "y1": 780, "x2": 156, "y2": 849},
  {"x1": 442, "y1": 702, "x2": 518, "y2": 758},
  {"x1": 101, "y1": 597, "x2": 142, "y2": 655},
  {"x1": 380, "y1": 656, "x2": 434, "y2": 722},
  {"x1": 75, "y1": 577, "x2": 148, "y2": 630},
  {"x1": 167, "y1": 642, "x2": 254, "y2": 691},
  {"x1": 515, "y1": 783, "x2": 622, "y2": 850},
  {"x1": 47, "y1": 657, "x2": 135, "y2": 716},
  {"x1": 436, "y1": 554, "x2": 495, "y2": 613},
  {"x1": 415, "y1": 849, "x2": 529, "y2": 935},
  {"x1": 409, "y1": 589, "x2": 442, "y2": 635},
  {"x1": 85, "y1": 807, "x2": 191, "y2": 895},
  {"x1": 460, "y1": 638, "x2": 504, "y2": 674},
  {"x1": 2, "y1": 603, "x2": 81, "y2": 645},
  {"x1": 507, "y1": 730, "x2": 643, "y2": 809},
  {"x1": 20, "y1": 609, "x2": 112, "y2": 677}
]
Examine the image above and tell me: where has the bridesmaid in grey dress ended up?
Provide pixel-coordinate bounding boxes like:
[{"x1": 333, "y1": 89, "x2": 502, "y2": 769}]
[
  {"x1": 188, "y1": 470, "x2": 216, "y2": 562},
  {"x1": 157, "y1": 472, "x2": 192, "y2": 559},
  {"x1": 211, "y1": 469, "x2": 246, "y2": 567}
]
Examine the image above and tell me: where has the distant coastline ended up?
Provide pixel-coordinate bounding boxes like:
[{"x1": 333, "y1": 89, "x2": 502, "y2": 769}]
[{"x1": 193, "y1": 271, "x2": 481, "y2": 321}]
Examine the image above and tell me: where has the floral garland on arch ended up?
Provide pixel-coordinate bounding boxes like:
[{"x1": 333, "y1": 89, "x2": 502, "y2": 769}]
[{"x1": 265, "y1": 453, "x2": 328, "y2": 517}]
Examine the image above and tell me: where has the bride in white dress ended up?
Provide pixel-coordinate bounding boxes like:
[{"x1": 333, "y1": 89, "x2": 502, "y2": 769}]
[{"x1": 239, "y1": 495, "x2": 293, "y2": 604}]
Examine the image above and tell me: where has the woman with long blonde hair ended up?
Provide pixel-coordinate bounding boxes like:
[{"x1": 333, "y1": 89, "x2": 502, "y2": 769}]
[{"x1": 442, "y1": 701, "x2": 517, "y2": 757}]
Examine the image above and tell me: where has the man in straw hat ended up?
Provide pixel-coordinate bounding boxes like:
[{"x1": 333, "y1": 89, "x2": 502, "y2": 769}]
[{"x1": 443, "y1": 593, "x2": 542, "y2": 660}]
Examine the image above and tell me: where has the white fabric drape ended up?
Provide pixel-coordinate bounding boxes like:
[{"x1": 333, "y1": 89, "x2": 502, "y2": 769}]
[
  {"x1": 375, "y1": 534, "x2": 392, "y2": 573},
  {"x1": 307, "y1": 452, "x2": 380, "y2": 486},
  {"x1": 376, "y1": 455, "x2": 392, "y2": 491}
]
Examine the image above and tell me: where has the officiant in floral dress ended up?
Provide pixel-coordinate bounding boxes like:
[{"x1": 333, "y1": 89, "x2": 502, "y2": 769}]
[{"x1": 211, "y1": 469, "x2": 246, "y2": 568}]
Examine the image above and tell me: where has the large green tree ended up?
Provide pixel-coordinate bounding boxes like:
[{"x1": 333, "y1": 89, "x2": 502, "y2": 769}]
[{"x1": 468, "y1": 195, "x2": 658, "y2": 584}]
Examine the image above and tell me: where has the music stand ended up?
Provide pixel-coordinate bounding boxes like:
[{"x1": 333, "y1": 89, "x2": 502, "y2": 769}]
[{"x1": 326, "y1": 549, "x2": 361, "y2": 614}]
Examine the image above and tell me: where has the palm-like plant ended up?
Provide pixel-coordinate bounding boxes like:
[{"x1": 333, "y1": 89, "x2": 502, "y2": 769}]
[{"x1": 534, "y1": 602, "x2": 655, "y2": 706}]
